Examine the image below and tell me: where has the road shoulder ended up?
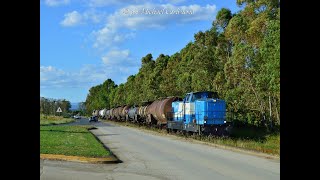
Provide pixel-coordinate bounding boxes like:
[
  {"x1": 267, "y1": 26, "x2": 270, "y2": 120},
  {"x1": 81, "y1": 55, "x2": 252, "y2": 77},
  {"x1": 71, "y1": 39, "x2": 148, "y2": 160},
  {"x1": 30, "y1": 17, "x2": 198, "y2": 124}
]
[
  {"x1": 40, "y1": 154, "x2": 119, "y2": 164},
  {"x1": 102, "y1": 121, "x2": 280, "y2": 161}
]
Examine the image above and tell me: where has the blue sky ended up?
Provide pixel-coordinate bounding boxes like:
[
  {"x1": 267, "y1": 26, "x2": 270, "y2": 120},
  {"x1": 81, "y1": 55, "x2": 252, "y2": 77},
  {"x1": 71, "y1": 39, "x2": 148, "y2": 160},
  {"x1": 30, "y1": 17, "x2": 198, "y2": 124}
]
[{"x1": 40, "y1": 0, "x2": 241, "y2": 103}]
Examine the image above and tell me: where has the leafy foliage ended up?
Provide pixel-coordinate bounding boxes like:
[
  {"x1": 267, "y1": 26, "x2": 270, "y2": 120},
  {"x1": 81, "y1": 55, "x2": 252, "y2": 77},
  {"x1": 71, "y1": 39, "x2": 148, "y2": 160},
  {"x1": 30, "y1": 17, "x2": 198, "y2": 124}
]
[
  {"x1": 40, "y1": 97, "x2": 71, "y2": 115},
  {"x1": 84, "y1": 1, "x2": 280, "y2": 127}
]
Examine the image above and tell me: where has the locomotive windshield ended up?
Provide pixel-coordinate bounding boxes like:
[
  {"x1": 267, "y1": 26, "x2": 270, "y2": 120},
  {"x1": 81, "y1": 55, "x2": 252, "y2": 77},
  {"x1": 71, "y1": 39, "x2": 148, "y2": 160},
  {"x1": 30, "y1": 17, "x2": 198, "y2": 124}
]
[{"x1": 192, "y1": 92, "x2": 219, "y2": 101}]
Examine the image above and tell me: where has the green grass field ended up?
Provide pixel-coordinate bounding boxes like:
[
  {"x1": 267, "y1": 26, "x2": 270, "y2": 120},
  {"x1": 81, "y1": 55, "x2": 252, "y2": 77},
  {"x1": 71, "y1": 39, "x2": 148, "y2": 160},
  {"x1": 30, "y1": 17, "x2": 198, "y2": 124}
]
[
  {"x1": 40, "y1": 114, "x2": 75, "y2": 125},
  {"x1": 40, "y1": 126, "x2": 111, "y2": 157}
]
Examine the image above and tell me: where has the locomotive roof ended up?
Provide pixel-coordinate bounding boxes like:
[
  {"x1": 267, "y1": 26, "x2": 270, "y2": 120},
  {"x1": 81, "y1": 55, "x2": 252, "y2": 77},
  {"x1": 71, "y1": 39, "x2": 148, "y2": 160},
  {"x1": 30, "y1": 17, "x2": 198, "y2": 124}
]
[{"x1": 187, "y1": 91, "x2": 217, "y2": 94}]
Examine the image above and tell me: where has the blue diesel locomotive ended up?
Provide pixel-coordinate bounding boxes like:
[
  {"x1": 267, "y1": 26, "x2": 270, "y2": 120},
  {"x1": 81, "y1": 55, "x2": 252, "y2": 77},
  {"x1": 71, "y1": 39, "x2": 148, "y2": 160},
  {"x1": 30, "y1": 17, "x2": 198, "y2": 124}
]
[{"x1": 167, "y1": 91, "x2": 229, "y2": 135}]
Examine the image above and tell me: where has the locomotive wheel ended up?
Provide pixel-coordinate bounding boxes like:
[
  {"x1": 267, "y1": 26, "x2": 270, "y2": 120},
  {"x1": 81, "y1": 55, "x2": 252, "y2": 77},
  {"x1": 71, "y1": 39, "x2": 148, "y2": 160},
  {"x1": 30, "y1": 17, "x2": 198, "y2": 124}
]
[
  {"x1": 173, "y1": 129, "x2": 178, "y2": 133},
  {"x1": 187, "y1": 131, "x2": 192, "y2": 136}
]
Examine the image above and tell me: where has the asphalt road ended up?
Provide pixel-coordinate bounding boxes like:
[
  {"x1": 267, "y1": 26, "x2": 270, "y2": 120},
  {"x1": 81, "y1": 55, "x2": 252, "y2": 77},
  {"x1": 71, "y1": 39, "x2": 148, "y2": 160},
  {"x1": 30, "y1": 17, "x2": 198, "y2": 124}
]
[{"x1": 41, "y1": 118, "x2": 280, "y2": 180}]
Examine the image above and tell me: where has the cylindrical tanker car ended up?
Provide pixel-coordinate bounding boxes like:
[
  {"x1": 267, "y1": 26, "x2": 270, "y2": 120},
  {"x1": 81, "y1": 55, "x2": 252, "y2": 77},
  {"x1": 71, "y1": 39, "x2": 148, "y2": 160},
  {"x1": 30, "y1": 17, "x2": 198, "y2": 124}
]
[
  {"x1": 127, "y1": 106, "x2": 138, "y2": 122},
  {"x1": 92, "y1": 110, "x2": 99, "y2": 117},
  {"x1": 112, "y1": 107, "x2": 119, "y2": 120},
  {"x1": 106, "y1": 109, "x2": 110, "y2": 119},
  {"x1": 137, "y1": 105, "x2": 149, "y2": 121},
  {"x1": 146, "y1": 97, "x2": 180, "y2": 126},
  {"x1": 99, "y1": 109, "x2": 106, "y2": 119},
  {"x1": 109, "y1": 108, "x2": 115, "y2": 119},
  {"x1": 121, "y1": 105, "x2": 130, "y2": 121},
  {"x1": 114, "y1": 106, "x2": 124, "y2": 120}
]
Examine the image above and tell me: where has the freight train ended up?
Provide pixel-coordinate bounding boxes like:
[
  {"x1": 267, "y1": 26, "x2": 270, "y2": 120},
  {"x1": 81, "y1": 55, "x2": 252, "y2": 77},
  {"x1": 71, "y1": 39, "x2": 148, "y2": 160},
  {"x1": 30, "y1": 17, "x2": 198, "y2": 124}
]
[{"x1": 93, "y1": 91, "x2": 231, "y2": 136}]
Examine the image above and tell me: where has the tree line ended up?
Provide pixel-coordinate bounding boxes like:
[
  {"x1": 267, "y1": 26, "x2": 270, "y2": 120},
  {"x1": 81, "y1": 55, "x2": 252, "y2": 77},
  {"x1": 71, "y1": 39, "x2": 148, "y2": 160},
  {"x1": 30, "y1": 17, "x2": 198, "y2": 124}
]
[
  {"x1": 84, "y1": 0, "x2": 280, "y2": 127},
  {"x1": 40, "y1": 97, "x2": 71, "y2": 116}
]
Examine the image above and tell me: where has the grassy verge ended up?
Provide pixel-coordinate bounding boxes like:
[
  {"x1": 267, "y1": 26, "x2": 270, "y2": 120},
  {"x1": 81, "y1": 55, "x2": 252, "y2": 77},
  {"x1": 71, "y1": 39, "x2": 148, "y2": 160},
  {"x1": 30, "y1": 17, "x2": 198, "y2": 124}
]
[
  {"x1": 40, "y1": 114, "x2": 75, "y2": 125},
  {"x1": 103, "y1": 120, "x2": 280, "y2": 156},
  {"x1": 189, "y1": 131, "x2": 279, "y2": 155},
  {"x1": 40, "y1": 125, "x2": 110, "y2": 157}
]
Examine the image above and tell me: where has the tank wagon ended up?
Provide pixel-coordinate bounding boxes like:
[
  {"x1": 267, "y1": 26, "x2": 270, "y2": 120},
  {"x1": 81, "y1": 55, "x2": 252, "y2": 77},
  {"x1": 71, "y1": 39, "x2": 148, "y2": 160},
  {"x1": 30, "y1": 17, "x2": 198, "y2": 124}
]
[
  {"x1": 146, "y1": 97, "x2": 180, "y2": 126},
  {"x1": 114, "y1": 106, "x2": 124, "y2": 120},
  {"x1": 108, "y1": 108, "x2": 115, "y2": 119},
  {"x1": 121, "y1": 105, "x2": 130, "y2": 121},
  {"x1": 92, "y1": 110, "x2": 99, "y2": 117},
  {"x1": 127, "y1": 106, "x2": 138, "y2": 122},
  {"x1": 98, "y1": 109, "x2": 106, "y2": 119},
  {"x1": 138, "y1": 105, "x2": 149, "y2": 120},
  {"x1": 106, "y1": 109, "x2": 110, "y2": 119}
]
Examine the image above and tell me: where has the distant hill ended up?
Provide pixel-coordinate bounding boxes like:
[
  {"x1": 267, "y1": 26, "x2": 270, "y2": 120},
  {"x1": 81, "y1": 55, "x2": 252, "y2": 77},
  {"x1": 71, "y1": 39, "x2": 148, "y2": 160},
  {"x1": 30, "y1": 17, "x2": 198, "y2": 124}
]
[{"x1": 70, "y1": 102, "x2": 79, "y2": 110}]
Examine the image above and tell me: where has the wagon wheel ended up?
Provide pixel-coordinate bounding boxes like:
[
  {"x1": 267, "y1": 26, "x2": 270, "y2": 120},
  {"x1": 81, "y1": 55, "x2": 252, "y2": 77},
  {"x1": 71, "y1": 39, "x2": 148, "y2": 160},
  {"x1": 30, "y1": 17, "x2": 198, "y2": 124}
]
[{"x1": 147, "y1": 114, "x2": 152, "y2": 124}]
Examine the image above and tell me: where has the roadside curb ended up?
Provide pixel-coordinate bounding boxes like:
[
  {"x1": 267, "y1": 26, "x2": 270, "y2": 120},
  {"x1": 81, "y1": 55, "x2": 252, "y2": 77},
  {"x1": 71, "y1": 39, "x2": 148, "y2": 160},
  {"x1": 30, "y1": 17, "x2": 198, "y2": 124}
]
[{"x1": 40, "y1": 154, "x2": 119, "y2": 164}]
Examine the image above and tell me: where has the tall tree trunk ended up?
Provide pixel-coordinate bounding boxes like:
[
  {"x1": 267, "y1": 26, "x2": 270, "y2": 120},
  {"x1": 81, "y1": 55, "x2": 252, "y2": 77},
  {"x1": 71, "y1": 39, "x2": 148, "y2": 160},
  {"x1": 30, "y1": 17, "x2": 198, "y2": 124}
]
[
  {"x1": 246, "y1": 73, "x2": 265, "y2": 124},
  {"x1": 269, "y1": 94, "x2": 273, "y2": 130},
  {"x1": 273, "y1": 96, "x2": 280, "y2": 125}
]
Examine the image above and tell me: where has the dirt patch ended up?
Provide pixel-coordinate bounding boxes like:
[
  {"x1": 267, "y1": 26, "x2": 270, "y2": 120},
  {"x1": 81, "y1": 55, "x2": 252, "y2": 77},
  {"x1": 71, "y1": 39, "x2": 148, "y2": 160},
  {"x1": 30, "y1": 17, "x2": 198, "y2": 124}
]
[{"x1": 40, "y1": 154, "x2": 120, "y2": 164}]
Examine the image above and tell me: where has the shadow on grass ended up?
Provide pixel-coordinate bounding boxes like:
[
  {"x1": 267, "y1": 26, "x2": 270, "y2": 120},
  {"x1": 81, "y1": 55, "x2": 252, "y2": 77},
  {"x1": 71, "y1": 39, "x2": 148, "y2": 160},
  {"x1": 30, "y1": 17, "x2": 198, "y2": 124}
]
[
  {"x1": 40, "y1": 123, "x2": 61, "y2": 126},
  {"x1": 40, "y1": 121, "x2": 75, "y2": 126},
  {"x1": 96, "y1": 134, "x2": 119, "y2": 136},
  {"x1": 229, "y1": 124, "x2": 280, "y2": 142},
  {"x1": 40, "y1": 129, "x2": 90, "y2": 134}
]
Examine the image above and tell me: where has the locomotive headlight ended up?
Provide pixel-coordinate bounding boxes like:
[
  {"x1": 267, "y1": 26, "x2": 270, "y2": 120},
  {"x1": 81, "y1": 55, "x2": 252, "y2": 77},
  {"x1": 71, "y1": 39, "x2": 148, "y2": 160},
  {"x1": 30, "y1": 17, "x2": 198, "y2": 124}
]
[
  {"x1": 204, "y1": 120, "x2": 207, "y2": 124},
  {"x1": 224, "y1": 121, "x2": 226, "y2": 123}
]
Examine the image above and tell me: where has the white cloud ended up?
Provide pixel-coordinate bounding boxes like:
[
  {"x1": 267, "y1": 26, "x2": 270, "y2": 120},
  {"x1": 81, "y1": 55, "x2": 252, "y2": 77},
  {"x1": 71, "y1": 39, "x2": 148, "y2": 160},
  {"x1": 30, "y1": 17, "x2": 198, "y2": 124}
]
[
  {"x1": 82, "y1": 9, "x2": 106, "y2": 23},
  {"x1": 101, "y1": 49, "x2": 139, "y2": 67},
  {"x1": 92, "y1": 26, "x2": 115, "y2": 48},
  {"x1": 41, "y1": 65, "x2": 99, "y2": 88},
  {"x1": 92, "y1": 27, "x2": 135, "y2": 49},
  {"x1": 61, "y1": 9, "x2": 107, "y2": 27},
  {"x1": 44, "y1": 0, "x2": 70, "y2": 7},
  {"x1": 87, "y1": 0, "x2": 185, "y2": 7},
  {"x1": 40, "y1": 63, "x2": 139, "y2": 89},
  {"x1": 88, "y1": 0, "x2": 147, "y2": 7},
  {"x1": 160, "y1": 0, "x2": 185, "y2": 4},
  {"x1": 40, "y1": 66, "x2": 70, "y2": 88},
  {"x1": 60, "y1": 11, "x2": 83, "y2": 27},
  {"x1": 102, "y1": 49, "x2": 130, "y2": 65},
  {"x1": 92, "y1": 3, "x2": 216, "y2": 49}
]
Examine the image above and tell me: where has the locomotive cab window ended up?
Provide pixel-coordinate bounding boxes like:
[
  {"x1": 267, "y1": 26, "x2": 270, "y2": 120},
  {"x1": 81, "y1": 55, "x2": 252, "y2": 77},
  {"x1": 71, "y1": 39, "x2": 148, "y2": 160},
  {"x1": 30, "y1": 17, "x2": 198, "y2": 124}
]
[
  {"x1": 192, "y1": 93, "x2": 202, "y2": 101},
  {"x1": 207, "y1": 92, "x2": 219, "y2": 99},
  {"x1": 184, "y1": 94, "x2": 191, "y2": 103},
  {"x1": 191, "y1": 94, "x2": 197, "y2": 102}
]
